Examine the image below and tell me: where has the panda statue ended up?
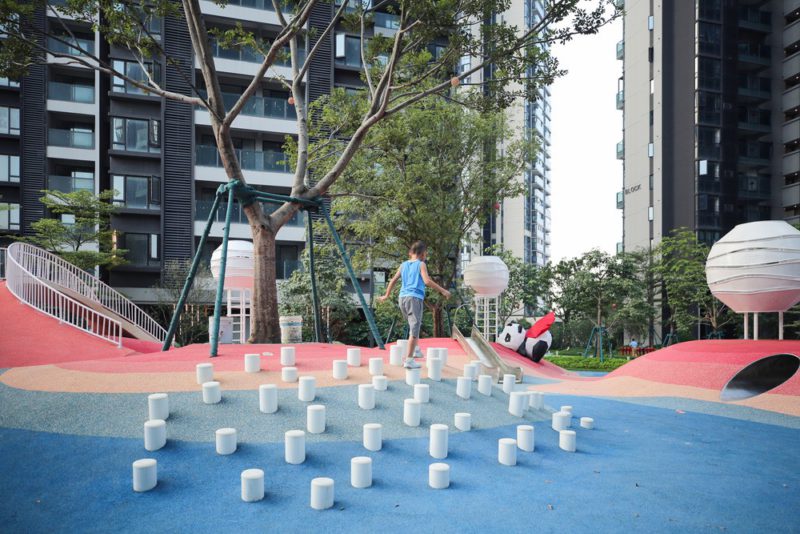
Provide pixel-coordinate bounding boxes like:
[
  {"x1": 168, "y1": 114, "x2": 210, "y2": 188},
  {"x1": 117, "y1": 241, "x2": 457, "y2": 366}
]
[{"x1": 497, "y1": 312, "x2": 555, "y2": 363}]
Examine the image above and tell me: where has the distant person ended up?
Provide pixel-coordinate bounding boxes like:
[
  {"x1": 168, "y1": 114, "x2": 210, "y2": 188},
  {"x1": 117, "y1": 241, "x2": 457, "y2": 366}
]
[
  {"x1": 629, "y1": 338, "x2": 639, "y2": 357},
  {"x1": 377, "y1": 241, "x2": 451, "y2": 368}
]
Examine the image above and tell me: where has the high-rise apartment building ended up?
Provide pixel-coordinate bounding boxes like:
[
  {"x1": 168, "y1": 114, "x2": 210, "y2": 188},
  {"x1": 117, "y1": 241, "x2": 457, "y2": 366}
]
[
  {"x1": 618, "y1": 0, "x2": 800, "y2": 254},
  {"x1": 475, "y1": 0, "x2": 552, "y2": 270}
]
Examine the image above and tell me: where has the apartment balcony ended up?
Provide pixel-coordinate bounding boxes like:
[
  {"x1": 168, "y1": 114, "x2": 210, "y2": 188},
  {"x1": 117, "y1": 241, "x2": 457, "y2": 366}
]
[
  {"x1": 48, "y1": 174, "x2": 94, "y2": 194},
  {"x1": 784, "y1": 150, "x2": 800, "y2": 177},
  {"x1": 697, "y1": 213, "x2": 721, "y2": 228},
  {"x1": 738, "y1": 43, "x2": 771, "y2": 68},
  {"x1": 785, "y1": 20, "x2": 800, "y2": 51},
  {"x1": 783, "y1": 182, "x2": 800, "y2": 208},
  {"x1": 204, "y1": 44, "x2": 304, "y2": 81},
  {"x1": 616, "y1": 140, "x2": 624, "y2": 160},
  {"x1": 194, "y1": 200, "x2": 305, "y2": 242},
  {"x1": 737, "y1": 176, "x2": 771, "y2": 200},
  {"x1": 194, "y1": 93, "x2": 298, "y2": 134},
  {"x1": 737, "y1": 114, "x2": 771, "y2": 135},
  {"x1": 46, "y1": 36, "x2": 97, "y2": 68},
  {"x1": 47, "y1": 81, "x2": 95, "y2": 115},
  {"x1": 616, "y1": 89, "x2": 624, "y2": 110},
  {"x1": 194, "y1": 145, "x2": 293, "y2": 188},
  {"x1": 784, "y1": 118, "x2": 800, "y2": 145},
  {"x1": 737, "y1": 7, "x2": 771, "y2": 32},
  {"x1": 785, "y1": 52, "x2": 800, "y2": 84},
  {"x1": 47, "y1": 128, "x2": 95, "y2": 160},
  {"x1": 616, "y1": 191, "x2": 623, "y2": 209},
  {"x1": 199, "y1": 0, "x2": 286, "y2": 26},
  {"x1": 616, "y1": 40, "x2": 624, "y2": 60}
]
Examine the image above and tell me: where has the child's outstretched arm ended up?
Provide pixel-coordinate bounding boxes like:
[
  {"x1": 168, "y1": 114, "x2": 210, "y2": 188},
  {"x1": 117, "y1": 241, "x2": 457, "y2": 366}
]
[
  {"x1": 376, "y1": 267, "x2": 402, "y2": 303},
  {"x1": 420, "y1": 263, "x2": 451, "y2": 299}
]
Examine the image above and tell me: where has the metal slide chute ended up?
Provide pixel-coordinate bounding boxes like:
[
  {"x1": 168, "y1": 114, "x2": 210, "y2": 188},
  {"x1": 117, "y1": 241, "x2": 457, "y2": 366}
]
[{"x1": 452, "y1": 324, "x2": 523, "y2": 383}]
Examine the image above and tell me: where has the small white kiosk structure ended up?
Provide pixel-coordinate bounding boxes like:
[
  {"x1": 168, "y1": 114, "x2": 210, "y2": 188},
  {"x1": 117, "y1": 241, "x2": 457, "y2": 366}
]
[
  {"x1": 463, "y1": 256, "x2": 510, "y2": 341},
  {"x1": 210, "y1": 240, "x2": 255, "y2": 344},
  {"x1": 706, "y1": 221, "x2": 800, "y2": 340}
]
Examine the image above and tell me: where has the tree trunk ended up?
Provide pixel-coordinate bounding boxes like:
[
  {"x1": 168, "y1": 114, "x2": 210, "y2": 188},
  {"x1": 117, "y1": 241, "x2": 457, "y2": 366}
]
[
  {"x1": 431, "y1": 303, "x2": 444, "y2": 338},
  {"x1": 248, "y1": 224, "x2": 281, "y2": 343},
  {"x1": 595, "y1": 301, "x2": 602, "y2": 358}
]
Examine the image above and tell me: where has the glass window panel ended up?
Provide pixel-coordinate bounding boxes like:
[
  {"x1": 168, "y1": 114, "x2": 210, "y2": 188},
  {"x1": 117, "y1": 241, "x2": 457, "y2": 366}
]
[
  {"x1": 126, "y1": 176, "x2": 148, "y2": 208},
  {"x1": 9, "y1": 109, "x2": 19, "y2": 134},
  {"x1": 113, "y1": 175, "x2": 124, "y2": 203},
  {"x1": 126, "y1": 62, "x2": 145, "y2": 94},
  {"x1": 127, "y1": 119, "x2": 148, "y2": 151},
  {"x1": 10, "y1": 204, "x2": 19, "y2": 229},
  {"x1": 125, "y1": 233, "x2": 148, "y2": 265},
  {"x1": 149, "y1": 120, "x2": 160, "y2": 148},
  {"x1": 112, "y1": 118, "x2": 125, "y2": 149},
  {"x1": 0, "y1": 155, "x2": 7, "y2": 181},
  {"x1": 0, "y1": 205, "x2": 8, "y2": 229},
  {"x1": 149, "y1": 234, "x2": 158, "y2": 260},
  {"x1": 0, "y1": 108, "x2": 8, "y2": 134}
]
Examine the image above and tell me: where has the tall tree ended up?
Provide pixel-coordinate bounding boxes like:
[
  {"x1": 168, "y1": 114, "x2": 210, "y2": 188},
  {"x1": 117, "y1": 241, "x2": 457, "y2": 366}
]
[
  {"x1": 317, "y1": 99, "x2": 529, "y2": 335},
  {"x1": 21, "y1": 189, "x2": 125, "y2": 271},
  {"x1": 654, "y1": 227, "x2": 734, "y2": 338},
  {"x1": 1, "y1": 0, "x2": 618, "y2": 341}
]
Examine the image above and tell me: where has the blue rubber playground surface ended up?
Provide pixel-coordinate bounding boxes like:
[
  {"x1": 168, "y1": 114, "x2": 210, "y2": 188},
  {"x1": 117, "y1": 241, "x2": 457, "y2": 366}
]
[{"x1": 1, "y1": 380, "x2": 798, "y2": 533}]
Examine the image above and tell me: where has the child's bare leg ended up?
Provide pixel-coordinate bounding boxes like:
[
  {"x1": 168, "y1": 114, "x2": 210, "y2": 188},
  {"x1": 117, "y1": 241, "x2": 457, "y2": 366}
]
[{"x1": 405, "y1": 336, "x2": 418, "y2": 361}]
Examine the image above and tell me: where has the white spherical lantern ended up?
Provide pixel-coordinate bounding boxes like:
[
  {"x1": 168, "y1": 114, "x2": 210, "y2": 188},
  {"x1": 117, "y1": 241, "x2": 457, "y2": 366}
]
[
  {"x1": 706, "y1": 221, "x2": 800, "y2": 313},
  {"x1": 210, "y1": 240, "x2": 255, "y2": 290},
  {"x1": 463, "y1": 256, "x2": 509, "y2": 297}
]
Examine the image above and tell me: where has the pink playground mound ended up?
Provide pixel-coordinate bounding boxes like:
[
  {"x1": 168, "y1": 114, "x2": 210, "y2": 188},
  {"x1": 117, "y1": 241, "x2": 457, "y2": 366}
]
[
  {"x1": 492, "y1": 342, "x2": 598, "y2": 380},
  {"x1": 0, "y1": 282, "x2": 139, "y2": 367},
  {"x1": 607, "y1": 339, "x2": 800, "y2": 396}
]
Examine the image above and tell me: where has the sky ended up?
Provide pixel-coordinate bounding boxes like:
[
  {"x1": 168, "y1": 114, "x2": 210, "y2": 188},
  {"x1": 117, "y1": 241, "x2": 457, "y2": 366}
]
[{"x1": 548, "y1": 18, "x2": 623, "y2": 263}]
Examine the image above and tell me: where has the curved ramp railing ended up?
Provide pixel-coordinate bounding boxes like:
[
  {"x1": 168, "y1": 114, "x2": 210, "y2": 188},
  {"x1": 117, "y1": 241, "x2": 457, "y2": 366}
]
[
  {"x1": 5, "y1": 243, "x2": 123, "y2": 346},
  {"x1": 7, "y1": 243, "x2": 167, "y2": 343}
]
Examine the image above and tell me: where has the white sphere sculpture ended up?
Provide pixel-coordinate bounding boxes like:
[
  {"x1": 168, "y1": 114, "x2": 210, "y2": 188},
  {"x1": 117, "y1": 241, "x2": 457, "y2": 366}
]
[
  {"x1": 210, "y1": 240, "x2": 255, "y2": 290},
  {"x1": 706, "y1": 221, "x2": 800, "y2": 312},
  {"x1": 463, "y1": 256, "x2": 509, "y2": 297}
]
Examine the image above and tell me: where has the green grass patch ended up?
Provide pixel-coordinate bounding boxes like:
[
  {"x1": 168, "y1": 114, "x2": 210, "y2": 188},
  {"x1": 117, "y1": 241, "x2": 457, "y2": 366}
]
[{"x1": 544, "y1": 355, "x2": 629, "y2": 371}]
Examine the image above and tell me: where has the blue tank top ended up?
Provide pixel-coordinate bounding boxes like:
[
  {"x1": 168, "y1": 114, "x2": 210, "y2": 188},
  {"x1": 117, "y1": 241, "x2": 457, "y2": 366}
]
[{"x1": 398, "y1": 260, "x2": 426, "y2": 300}]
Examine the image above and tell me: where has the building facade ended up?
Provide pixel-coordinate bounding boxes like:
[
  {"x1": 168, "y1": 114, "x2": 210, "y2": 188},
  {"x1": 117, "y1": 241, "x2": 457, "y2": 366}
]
[{"x1": 618, "y1": 0, "x2": 800, "y2": 254}]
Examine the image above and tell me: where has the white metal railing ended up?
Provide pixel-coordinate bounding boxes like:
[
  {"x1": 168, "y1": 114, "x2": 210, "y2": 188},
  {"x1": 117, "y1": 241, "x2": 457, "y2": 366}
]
[
  {"x1": 7, "y1": 243, "x2": 167, "y2": 342},
  {"x1": 5, "y1": 243, "x2": 123, "y2": 346}
]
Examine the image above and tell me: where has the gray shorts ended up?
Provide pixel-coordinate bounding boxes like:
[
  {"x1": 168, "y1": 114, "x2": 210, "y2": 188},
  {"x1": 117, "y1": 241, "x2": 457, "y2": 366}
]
[{"x1": 399, "y1": 296, "x2": 423, "y2": 338}]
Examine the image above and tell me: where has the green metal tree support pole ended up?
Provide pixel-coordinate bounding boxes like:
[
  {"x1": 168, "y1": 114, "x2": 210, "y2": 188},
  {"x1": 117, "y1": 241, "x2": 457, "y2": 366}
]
[
  {"x1": 321, "y1": 204, "x2": 385, "y2": 349},
  {"x1": 161, "y1": 188, "x2": 223, "y2": 351},
  {"x1": 209, "y1": 186, "x2": 236, "y2": 357},
  {"x1": 305, "y1": 211, "x2": 323, "y2": 343}
]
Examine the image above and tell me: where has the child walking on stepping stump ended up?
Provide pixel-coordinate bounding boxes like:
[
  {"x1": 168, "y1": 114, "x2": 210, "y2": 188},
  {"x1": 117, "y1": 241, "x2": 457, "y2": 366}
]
[{"x1": 377, "y1": 241, "x2": 450, "y2": 368}]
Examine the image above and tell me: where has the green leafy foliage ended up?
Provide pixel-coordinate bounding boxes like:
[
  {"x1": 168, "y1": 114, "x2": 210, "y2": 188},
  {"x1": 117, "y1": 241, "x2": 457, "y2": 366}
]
[
  {"x1": 20, "y1": 189, "x2": 126, "y2": 271},
  {"x1": 488, "y1": 245, "x2": 551, "y2": 324},
  {"x1": 150, "y1": 259, "x2": 215, "y2": 347}
]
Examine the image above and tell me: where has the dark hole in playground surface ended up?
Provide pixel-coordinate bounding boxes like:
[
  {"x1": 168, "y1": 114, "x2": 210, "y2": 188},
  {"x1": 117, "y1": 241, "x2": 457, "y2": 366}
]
[{"x1": 720, "y1": 354, "x2": 800, "y2": 402}]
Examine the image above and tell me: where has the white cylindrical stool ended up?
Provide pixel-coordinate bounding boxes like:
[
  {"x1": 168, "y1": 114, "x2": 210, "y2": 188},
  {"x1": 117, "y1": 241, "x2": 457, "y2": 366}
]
[
  {"x1": 456, "y1": 377, "x2": 471, "y2": 399},
  {"x1": 347, "y1": 348, "x2": 361, "y2": 367},
  {"x1": 498, "y1": 438, "x2": 517, "y2": 466},
  {"x1": 350, "y1": 456, "x2": 372, "y2": 489},
  {"x1": 429, "y1": 424, "x2": 448, "y2": 459},
  {"x1": 358, "y1": 383, "x2": 376, "y2": 410},
  {"x1": 559, "y1": 429, "x2": 577, "y2": 452},
  {"x1": 372, "y1": 375, "x2": 388, "y2": 391},
  {"x1": 363, "y1": 423, "x2": 382, "y2": 451},
  {"x1": 517, "y1": 425, "x2": 534, "y2": 452},
  {"x1": 144, "y1": 420, "x2": 166, "y2": 451},
  {"x1": 529, "y1": 391, "x2": 544, "y2": 410},
  {"x1": 580, "y1": 417, "x2": 595, "y2": 430},
  {"x1": 196, "y1": 363, "x2": 213, "y2": 385},
  {"x1": 428, "y1": 357, "x2": 443, "y2": 381},
  {"x1": 332, "y1": 359, "x2": 348, "y2": 380},
  {"x1": 502, "y1": 374, "x2": 516, "y2": 394},
  {"x1": 282, "y1": 366, "x2": 298, "y2": 383},
  {"x1": 437, "y1": 347, "x2": 449, "y2": 366},
  {"x1": 396, "y1": 339, "x2": 409, "y2": 353},
  {"x1": 148, "y1": 393, "x2": 169, "y2": 421},
  {"x1": 414, "y1": 383, "x2": 430, "y2": 404},
  {"x1": 216, "y1": 428, "x2": 237, "y2": 455},
  {"x1": 259, "y1": 384, "x2": 278, "y2": 414},
  {"x1": 508, "y1": 391, "x2": 527, "y2": 417},
  {"x1": 464, "y1": 362, "x2": 479, "y2": 380},
  {"x1": 310, "y1": 477, "x2": 334, "y2": 510},
  {"x1": 280, "y1": 346, "x2": 296, "y2": 366},
  {"x1": 477, "y1": 374, "x2": 493, "y2": 396},
  {"x1": 244, "y1": 353, "x2": 261, "y2": 373},
  {"x1": 285, "y1": 430, "x2": 306, "y2": 464},
  {"x1": 241, "y1": 469, "x2": 264, "y2": 502},
  {"x1": 132, "y1": 458, "x2": 157, "y2": 492},
  {"x1": 389, "y1": 345, "x2": 404, "y2": 366},
  {"x1": 561, "y1": 405, "x2": 573, "y2": 416},
  {"x1": 307, "y1": 405, "x2": 326, "y2": 434},
  {"x1": 405, "y1": 368, "x2": 421, "y2": 386},
  {"x1": 552, "y1": 411, "x2": 570, "y2": 431},
  {"x1": 368, "y1": 357, "x2": 384, "y2": 376},
  {"x1": 454, "y1": 412, "x2": 471, "y2": 431},
  {"x1": 202, "y1": 382, "x2": 221, "y2": 404},
  {"x1": 403, "y1": 398, "x2": 421, "y2": 427},
  {"x1": 298, "y1": 376, "x2": 316, "y2": 402},
  {"x1": 429, "y1": 462, "x2": 450, "y2": 489},
  {"x1": 426, "y1": 347, "x2": 439, "y2": 363}
]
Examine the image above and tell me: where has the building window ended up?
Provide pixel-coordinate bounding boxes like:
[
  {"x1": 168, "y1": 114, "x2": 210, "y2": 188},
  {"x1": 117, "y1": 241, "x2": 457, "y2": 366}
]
[
  {"x1": 648, "y1": 206, "x2": 654, "y2": 221},
  {"x1": 647, "y1": 15, "x2": 654, "y2": 30},
  {"x1": 0, "y1": 154, "x2": 20, "y2": 183},
  {"x1": 112, "y1": 175, "x2": 161, "y2": 209},
  {"x1": 0, "y1": 106, "x2": 20, "y2": 135},
  {"x1": 111, "y1": 117, "x2": 161, "y2": 153},
  {"x1": 650, "y1": 79, "x2": 654, "y2": 94},
  {"x1": 122, "y1": 233, "x2": 160, "y2": 266},
  {"x1": 0, "y1": 202, "x2": 20, "y2": 231},
  {"x1": 49, "y1": 171, "x2": 94, "y2": 193},
  {"x1": 335, "y1": 34, "x2": 362, "y2": 67},
  {"x1": 648, "y1": 143, "x2": 654, "y2": 157},
  {"x1": 0, "y1": 77, "x2": 19, "y2": 88},
  {"x1": 112, "y1": 59, "x2": 161, "y2": 94},
  {"x1": 697, "y1": 22, "x2": 720, "y2": 55}
]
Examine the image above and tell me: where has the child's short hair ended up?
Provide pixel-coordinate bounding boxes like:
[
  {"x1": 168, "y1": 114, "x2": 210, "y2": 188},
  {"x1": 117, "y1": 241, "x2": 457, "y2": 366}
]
[{"x1": 409, "y1": 241, "x2": 427, "y2": 255}]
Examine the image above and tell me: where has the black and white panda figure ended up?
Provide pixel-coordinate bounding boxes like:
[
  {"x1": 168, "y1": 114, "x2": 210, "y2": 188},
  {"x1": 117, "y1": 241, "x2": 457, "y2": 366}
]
[{"x1": 496, "y1": 312, "x2": 555, "y2": 363}]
